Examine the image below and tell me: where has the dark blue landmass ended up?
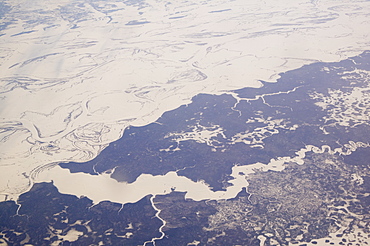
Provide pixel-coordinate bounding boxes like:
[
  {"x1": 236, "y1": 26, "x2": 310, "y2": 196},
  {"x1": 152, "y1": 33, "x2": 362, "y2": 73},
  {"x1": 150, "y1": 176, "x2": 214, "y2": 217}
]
[
  {"x1": 0, "y1": 182, "x2": 162, "y2": 245},
  {"x1": 2, "y1": 150, "x2": 368, "y2": 245},
  {"x1": 1, "y1": 51, "x2": 370, "y2": 245},
  {"x1": 61, "y1": 51, "x2": 370, "y2": 191},
  {"x1": 152, "y1": 151, "x2": 370, "y2": 245}
]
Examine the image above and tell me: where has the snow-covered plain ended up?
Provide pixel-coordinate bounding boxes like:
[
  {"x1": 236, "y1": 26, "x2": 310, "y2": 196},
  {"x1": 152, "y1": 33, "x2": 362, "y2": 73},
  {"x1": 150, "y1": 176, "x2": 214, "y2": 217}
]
[{"x1": 1, "y1": 0, "x2": 370, "y2": 201}]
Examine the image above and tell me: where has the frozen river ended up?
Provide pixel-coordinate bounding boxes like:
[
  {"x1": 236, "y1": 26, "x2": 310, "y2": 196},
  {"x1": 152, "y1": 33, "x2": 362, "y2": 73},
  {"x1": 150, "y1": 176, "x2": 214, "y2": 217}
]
[{"x1": 1, "y1": 0, "x2": 370, "y2": 245}]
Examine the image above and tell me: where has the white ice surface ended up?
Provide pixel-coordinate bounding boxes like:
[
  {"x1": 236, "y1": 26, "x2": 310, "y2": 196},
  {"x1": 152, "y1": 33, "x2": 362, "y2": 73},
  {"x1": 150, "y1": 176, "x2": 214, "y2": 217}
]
[{"x1": 1, "y1": 0, "x2": 370, "y2": 200}]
